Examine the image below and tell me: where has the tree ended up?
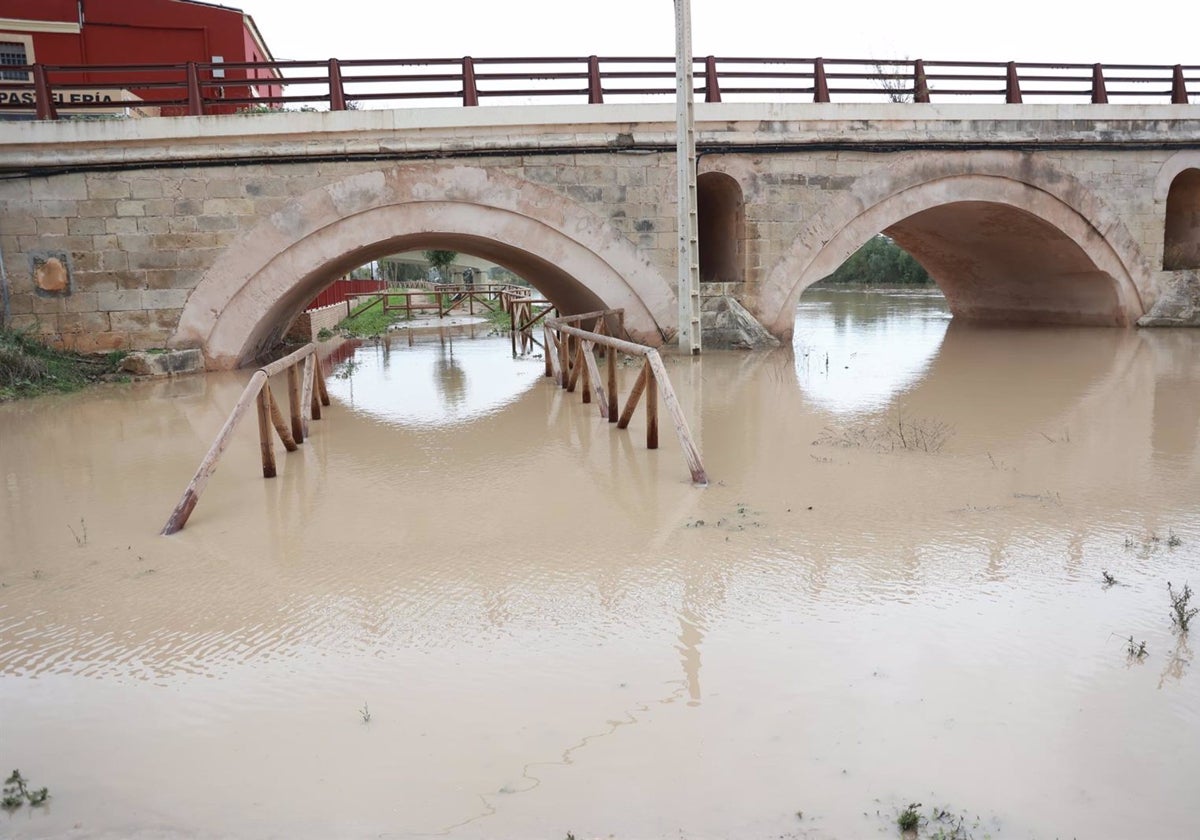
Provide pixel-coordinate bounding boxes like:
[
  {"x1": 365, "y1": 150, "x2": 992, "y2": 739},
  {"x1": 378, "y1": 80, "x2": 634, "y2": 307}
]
[
  {"x1": 423, "y1": 250, "x2": 458, "y2": 282},
  {"x1": 820, "y1": 235, "x2": 932, "y2": 286}
]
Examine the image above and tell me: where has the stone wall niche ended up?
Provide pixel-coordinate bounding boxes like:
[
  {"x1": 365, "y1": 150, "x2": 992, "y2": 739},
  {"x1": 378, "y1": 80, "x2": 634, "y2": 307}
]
[
  {"x1": 697, "y1": 171, "x2": 745, "y2": 286},
  {"x1": 1164, "y1": 168, "x2": 1200, "y2": 270}
]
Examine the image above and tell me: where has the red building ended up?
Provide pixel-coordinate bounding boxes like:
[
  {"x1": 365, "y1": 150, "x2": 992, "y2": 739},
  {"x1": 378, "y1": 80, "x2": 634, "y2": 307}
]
[{"x1": 0, "y1": 0, "x2": 282, "y2": 116}]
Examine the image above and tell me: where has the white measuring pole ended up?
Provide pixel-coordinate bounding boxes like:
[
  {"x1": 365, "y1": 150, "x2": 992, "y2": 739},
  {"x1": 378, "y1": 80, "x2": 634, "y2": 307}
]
[{"x1": 674, "y1": 0, "x2": 701, "y2": 354}]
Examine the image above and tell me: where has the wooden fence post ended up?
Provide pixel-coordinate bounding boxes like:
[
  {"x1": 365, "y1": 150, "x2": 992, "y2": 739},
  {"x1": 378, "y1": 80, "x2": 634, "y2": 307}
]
[
  {"x1": 287, "y1": 365, "x2": 304, "y2": 443},
  {"x1": 256, "y1": 389, "x2": 277, "y2": 478},
  {"x1": 607, "y1": 346, "x2": 618, "y2": 422},
  {"x1": 645, "y1": 359, "x2": 658, "y2": 450}
]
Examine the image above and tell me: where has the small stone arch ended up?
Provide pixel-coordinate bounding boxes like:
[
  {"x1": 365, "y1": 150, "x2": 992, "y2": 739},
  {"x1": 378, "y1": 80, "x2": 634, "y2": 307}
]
[
  {"x1": 697, "y1": 170, "x2": 745, "y2": 286},
  {"x1": 758, "y1": 157, "x2": 1146, "y2": 338},
  {"x1": 174, "y1": 165, "x2": 676, "y2": 368}
]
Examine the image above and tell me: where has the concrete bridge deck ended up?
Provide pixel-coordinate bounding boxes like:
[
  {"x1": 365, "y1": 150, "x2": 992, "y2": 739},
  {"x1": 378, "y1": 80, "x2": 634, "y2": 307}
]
[{"x1": 3, "y1": 101, "x2": 1200, "y2": 367}]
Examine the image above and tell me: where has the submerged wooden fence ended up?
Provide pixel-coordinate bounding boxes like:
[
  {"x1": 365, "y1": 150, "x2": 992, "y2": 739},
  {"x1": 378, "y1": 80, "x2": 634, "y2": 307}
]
[
  {"x1": 161, "y1": 344, "x2": 331, "y2": 535},
  {"x1": 544, "y1": 310, "x2": 707, "y2": 485}
]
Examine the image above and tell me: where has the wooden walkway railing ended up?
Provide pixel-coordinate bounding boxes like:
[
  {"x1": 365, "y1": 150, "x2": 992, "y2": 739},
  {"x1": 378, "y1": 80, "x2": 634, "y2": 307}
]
[
  {"x1": 6, "y1": 56, "x2": 1196, "y2": 119},
  {"x1": 544, "y1": 310, "x2": 707, "y2": 486},
  {"x1": 351, "y1": 283, "x2": 554, "y2": 357},
  {"x1": 161, "y1": 344, "x2": 331, "y2": 535}
]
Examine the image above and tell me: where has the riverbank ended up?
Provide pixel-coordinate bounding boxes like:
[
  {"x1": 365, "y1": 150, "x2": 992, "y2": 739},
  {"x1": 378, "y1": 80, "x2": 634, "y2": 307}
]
[{"x1": 0, "y1": 327, "x2": 125, "y2": 401}]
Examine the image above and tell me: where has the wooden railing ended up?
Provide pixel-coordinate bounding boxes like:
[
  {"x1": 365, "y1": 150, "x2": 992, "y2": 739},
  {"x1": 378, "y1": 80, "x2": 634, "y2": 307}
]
[
  {"x1": 161, "y1": 344, "x2": 331, "y2": 535},
  {"x1": 544, "y1": 310, "x2": 707, "y2": 486},
  {"x1": 6, "y1": 56, "x2": 1196, "y2": 119}
]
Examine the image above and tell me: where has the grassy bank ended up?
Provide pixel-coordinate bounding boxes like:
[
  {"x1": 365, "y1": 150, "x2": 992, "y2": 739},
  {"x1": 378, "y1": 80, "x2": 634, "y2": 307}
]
[{"x1": 0, "y1": 328, "x2": 125, "y2": 401}]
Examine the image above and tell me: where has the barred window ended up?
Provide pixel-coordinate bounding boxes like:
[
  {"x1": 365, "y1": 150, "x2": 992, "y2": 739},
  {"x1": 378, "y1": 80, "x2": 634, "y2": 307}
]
[{"x1": 0, "y1": 42, "x2": 29, "y2": 82}]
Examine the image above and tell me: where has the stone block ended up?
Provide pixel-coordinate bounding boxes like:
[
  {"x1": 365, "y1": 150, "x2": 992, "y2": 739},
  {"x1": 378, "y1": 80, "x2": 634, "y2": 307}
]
[
  {"x1": 86, "y1": 177, "x2": 131, "y2": 199},
  {"x1": 205, "y1": 180, "x2": 245, "y2": 199},
  {"x1": 71, "y1": 331, "x2": 129, "y2": 354},
  {"x1": 202, "y1": 198, "x2": 254, "y2": 216},
  {"x1": 63, "y1": 291, "x2": 100, "y2": 313},
  {"x1": 105, "y1": 217, "x2": 140, "y2": 235},
  {"x1": 76, "y1": 199, "x2": 118, "y2": 218},
  {"x1": 120, "y1": 348, "x2": 204, "y2": 377},
  {"x1": 98, "y1": 290, "x2": 143, "y2": 311},
  {"x1": 57, "y1": 310, "x2": 111, "y2": 334},
  {"x1": 0, "y1": 215, "x2": 36, "y2": 235},
  {"x1": 68, "y1": 217, "x2": 107, "y2": 236},
  {"x1": 36, "y1": 217, "x2": 68, "y2": 236},
  {"x1": 130, "y1": 179, "x2": 164, "y2": 199},
  {"x1": 31, "y1": 174, "x2": 87, "y2": 201},
  {"x1": 128, "y1": 251, "x2": 179, "y2": 271},
  {"x1": 37, "y1": 200, "x2": 77, "y2": 217},
  {"x1": 109, "y1": 310, "x2": 152, "y2": 331},
  {"x1": 143, "y1": 288, "x2": 188, "y2": 309},
  {"x1": 197, "y1": 215, "x2": 239, "y2": 232},
  {"x1": 116, "y1": 200, "x2": 147, "y2": 217},
  {"x1": 137, "y1": 217, "x2": 170, "y2": 234}
]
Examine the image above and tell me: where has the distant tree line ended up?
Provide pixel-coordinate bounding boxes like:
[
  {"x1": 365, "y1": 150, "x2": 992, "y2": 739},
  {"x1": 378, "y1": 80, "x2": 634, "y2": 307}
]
[{"x1": 820, "y1": 235, "x2": 932, "y2": 286}]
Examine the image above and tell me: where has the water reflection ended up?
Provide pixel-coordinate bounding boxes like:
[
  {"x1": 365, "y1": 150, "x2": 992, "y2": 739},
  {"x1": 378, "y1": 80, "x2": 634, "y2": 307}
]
[
  {"x1": 3, "y1": 295, "x2": 1200, "y2": 839},
  {"x1": 793, "y1": 288, "x2": 950, "y2": 414},
  {"x1": 325, "y1": 327, "x2": 543, "y2": 428}
]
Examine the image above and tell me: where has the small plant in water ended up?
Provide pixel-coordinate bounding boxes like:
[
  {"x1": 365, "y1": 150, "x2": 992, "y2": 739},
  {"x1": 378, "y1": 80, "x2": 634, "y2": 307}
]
[
  {"x1": 67, "y1": 516, "x2": 87, "y2": 546},
  {"x1": 359, "y1": 702, "x2": 371, "y2": 724},
  {"x1": 2, "y1": 770, "x2": 49, "y2": 810},
  {"x1": 1102, "y1": 570, "x2": 1118, "y2": 587},
  {"x1": 1169, "y1": 582, "x2": 1198, "y2": 632},
  {"x1": 1167, "y1": 530, "x2": 1183, "y2": 548},
  {"x1": 1126, "y1": 636, "x2": 1148, "y2": 660},
  {"x1": 898, "y1": 802, "x2": 922, "y2": 832}
]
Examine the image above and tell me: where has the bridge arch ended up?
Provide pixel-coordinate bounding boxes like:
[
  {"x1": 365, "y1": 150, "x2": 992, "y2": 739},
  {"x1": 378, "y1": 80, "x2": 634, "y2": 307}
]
[
  {"x1": 759, "y1": 155, "x2": 1147, "y2": 338},
  {"x1": 174, "y1": 165, "x2": 675, "y2": 368}
]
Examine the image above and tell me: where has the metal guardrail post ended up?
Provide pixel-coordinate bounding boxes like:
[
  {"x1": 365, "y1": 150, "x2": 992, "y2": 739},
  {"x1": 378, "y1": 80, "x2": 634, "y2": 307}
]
[
  {"x1": 328, "y1": 58, "x2": 347, "y2": 110},
  {"x1": 587, "y1": 55, "x2": 603, "y2": 103},
  {"x1": 1006, "y1": 62, "x2": 1023, "y2": 104},
  {"x1": 1091, "y1": 64, "x2": 1108, "y2": 104},
  {"x1": 32, "y1": 65, "x2": 57, "y2": 120},
  {"x1": 813, "y1": 58, "x2": 830, "y2": 103},
  {"x1": 186, "y1": 61, "x2": 204, "y2": 115},
  {"x1": 462, "y1": 56, "x2": 479, "y2": 106}
]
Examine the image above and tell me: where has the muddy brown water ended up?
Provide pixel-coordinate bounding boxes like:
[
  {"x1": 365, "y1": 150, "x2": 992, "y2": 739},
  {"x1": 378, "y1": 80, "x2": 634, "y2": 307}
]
[{"x1": 2, "y1": 289, "x2": 1199, "y2": 839}]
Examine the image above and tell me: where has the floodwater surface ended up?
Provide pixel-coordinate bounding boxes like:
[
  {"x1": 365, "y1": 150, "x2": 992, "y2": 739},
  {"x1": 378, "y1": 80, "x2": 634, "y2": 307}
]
[{"x1": 2, "y1": 291, "x2": 1200, "y2": 839}]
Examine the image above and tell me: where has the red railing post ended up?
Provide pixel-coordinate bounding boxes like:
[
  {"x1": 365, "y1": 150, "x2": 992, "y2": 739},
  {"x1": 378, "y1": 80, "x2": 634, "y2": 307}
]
[
  {"x1": 462, "y1": 56, "x2": 478, "y2": 106},
  {"x1": 32, "y1": 64, "x2": 57, "y2": 120},
  {"x1": 1005, "y1": 61, "x2": 1022, "y2": 104},
  {"x1": 587, "y1": 55, "x2": 603, "y2": 103},
  {"x1": 1172, "y1": 65, "x2": 1189, "y2": 104},
  {"x1": 704, "y1": 55, "x2": 721, "y2": 102},
  {"x1": 328, "y1": 58, "x2": 347, "y2": 110},
  {"x1": 1091, "y1": 63, "x2": 1108, "y2": 104},
  {"x1": 813, "y1": 57, "x2": 830, "y2": 103},
  {"x1": 186, "y1": 61, "x2": 204, "y2": 115},
  {"x1": 913, "y1": 59, "x2": 929, "y2": 103}
]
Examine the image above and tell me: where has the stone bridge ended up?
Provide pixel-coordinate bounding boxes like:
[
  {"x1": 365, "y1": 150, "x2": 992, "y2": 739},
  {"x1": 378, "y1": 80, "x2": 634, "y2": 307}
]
[{"x1": 2, "y1": 101, "x2": 1200, "y2": 368}]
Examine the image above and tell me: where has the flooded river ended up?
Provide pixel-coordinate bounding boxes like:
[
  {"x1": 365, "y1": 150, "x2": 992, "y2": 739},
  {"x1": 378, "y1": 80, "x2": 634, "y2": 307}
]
[{"x1": 2, "y1": 289, "x2": 1199, "y2": 839}]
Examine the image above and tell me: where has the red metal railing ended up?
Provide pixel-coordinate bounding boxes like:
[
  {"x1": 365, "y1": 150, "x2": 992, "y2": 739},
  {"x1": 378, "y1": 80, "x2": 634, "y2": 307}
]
[
  {"x1": 3, "y1": 56, "x2": 1196, "y2": 120},
  {"x1": 304, "y1": 278, "x2": 387, "y2": 311}
]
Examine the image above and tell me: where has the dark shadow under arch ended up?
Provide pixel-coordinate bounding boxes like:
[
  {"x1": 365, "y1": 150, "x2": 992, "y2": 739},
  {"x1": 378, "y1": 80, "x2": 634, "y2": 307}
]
[
  {"x1": 1164, "y1": 168, "x2": 1200, "y2": 270},
  {"x1": 697, "y1": 171, "x2": 745, "y2": 285}
]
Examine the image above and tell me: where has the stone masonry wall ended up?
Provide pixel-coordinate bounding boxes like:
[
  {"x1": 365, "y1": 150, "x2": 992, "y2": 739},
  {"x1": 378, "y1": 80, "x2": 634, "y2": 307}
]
[
  {"x1": 2, "y1": 103, "x2": 1197, "y2": 356},
  {"x1": 285, "y1": 301, "x2": 349, "y2": 343},
  {"x1": 0, "y1": 152, "x2": 679, "y2": 354}
]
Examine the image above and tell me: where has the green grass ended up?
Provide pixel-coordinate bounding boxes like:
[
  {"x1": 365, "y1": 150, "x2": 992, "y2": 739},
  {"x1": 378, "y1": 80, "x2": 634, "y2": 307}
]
[
  {"x1": 0, "y1": 327, "x2": 125, "y2": 401},
  {"x1": 337, "y1": 296, "x2": 401, "y2": 337}
]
